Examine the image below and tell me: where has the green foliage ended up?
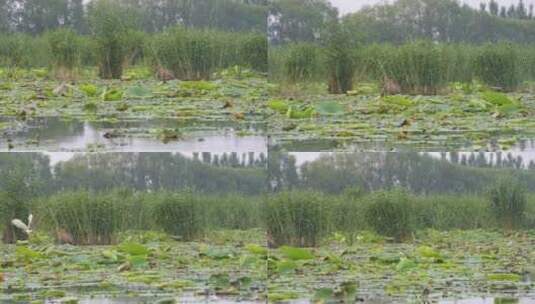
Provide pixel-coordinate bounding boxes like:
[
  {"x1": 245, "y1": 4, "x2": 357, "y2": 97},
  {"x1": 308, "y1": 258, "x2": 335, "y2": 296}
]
[
  {"x1": 88, "y1": 0, "x2": 138, "y2": 79},
  {"x1": 324, "y1": 22, "x2": 355, "y2": 94},
  {"x1": 264, "y1": 191, "x2": 328, "y2": 247},
  {"x1": 411, "y1": 195, "x2": 492, "y2": 230},
  {"x1": 473, "y1": 43, "x2": 519, "y2": 91},
  {"x1": 37, "y1": 190, "x2": 140, "y2": 245},
  {"x1": 152, "y1": 191, "x2": 205, "y2": 241},
  {"x1": 239, "y1": 34, "x2": 268, "y2": 72},
  {"x1": 374, "y1": 41, "x2": 445, "y2": 95},
  {"x1": 0, "y1": 34, "x2": 29, "y2": 68},
  {"x1": 284, "y1": 43, "x2": 322, "y2": 83},
  {"x1": 363, "y1": 189, "x2": 413, "y2": 242},
  {"x1": 45, "y1": 28, "x2": 82, "y2": 76},
  {"x1": 148, "y1": 27, "x2": 264, "y2": 80},
  {"x1": 489, "y1": 176, "x2": 527, "y2": 230},
  {"x1": 0, "y1": 34, "x2": 48, "y2": 72}
]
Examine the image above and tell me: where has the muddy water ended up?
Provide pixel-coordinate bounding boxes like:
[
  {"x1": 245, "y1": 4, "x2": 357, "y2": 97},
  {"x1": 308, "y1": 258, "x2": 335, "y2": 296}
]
[{"x1": 0, "y1": 117, "x2": 267, "y2": 153}]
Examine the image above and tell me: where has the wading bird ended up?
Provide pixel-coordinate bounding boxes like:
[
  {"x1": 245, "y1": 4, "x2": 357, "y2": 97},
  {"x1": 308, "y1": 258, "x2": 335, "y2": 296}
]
[{"x1": 11, "y1": 214, "x2": 33, "y2": 236}]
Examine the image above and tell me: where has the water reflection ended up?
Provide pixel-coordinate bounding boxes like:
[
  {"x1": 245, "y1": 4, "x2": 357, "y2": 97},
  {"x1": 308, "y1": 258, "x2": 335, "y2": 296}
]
[
  {"x1": 274, "y1": 138, "x2": 535, "y2": 154},
  {"x1": 0, "y1": 117, "x2": 267, "y2": 153},
  {"x1": 440, "y1": 297, "x2": 535, "y2": 304}
]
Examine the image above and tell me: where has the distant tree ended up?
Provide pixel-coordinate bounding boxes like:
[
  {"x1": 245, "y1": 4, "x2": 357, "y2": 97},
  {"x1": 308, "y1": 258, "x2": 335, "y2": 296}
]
[
  {"x1": 517, "y1": 0, "x2": 527, "y2": 19},
  {"x1": 500, "y1": 6, "x2": 507, "y2": 17},
  {"x1": 507, "y1": 4, "x2": 516, "y2": 18},
  {"x1": 489, "y1": 0, "x2": 499, "y2": 16}
]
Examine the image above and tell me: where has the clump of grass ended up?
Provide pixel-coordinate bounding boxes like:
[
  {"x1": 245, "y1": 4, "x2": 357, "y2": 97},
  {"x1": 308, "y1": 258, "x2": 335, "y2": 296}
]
[
  {"x1": 489, "y1": 176, "x2": 527, "y2": 230},
  {"x1": 264, "y1": 191, "x2": 328, "y2": 248},
  {"x1": 88, "y1": 0, "x2": 138, "y2": 79},
  {"x1": 206, "y1": 194, "x2": 262, "y2": 230},
  {"x1": 473, "y1": 43, "x2": 519, "y2": 91},
  {"x1": 363, "y1": 189, "x2": 413, "y2": 242},
  {"x1": 148, "y1": 27, "x2": 216, "y2": 80},
  {"x1": 284, "y1": 43, "x2": 322, "y2": 83},
  {"x1": 0, "y1": 34, "x2": 28, "y2": 69},
  {"x1": 152, "y1": 190, "x2": 206, "y2": 241},
  {"x1": 379, "y1": 41, "x2": 445, "y2": 95},
  {"x1": 45, "y1": 28, "x2": 82, "y2": 80},
  {"x1": 324, "y1": 22, "x2": 355, "y2": 94},
  {"x1": 412, "y1": 195, "x2": 491, "y2": 230},
  {"x1": 239, "y1": 34, "x2": 268, "y2": 72},
  {"x1": 38, "y1": 190, "x2": 136, "y2": 245}
]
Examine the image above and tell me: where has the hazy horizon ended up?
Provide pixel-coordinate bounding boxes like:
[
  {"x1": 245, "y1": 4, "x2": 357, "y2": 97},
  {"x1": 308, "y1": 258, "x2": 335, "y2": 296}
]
[{"x1": 330, "y1": 0, "x2": 535, "y2": 15}]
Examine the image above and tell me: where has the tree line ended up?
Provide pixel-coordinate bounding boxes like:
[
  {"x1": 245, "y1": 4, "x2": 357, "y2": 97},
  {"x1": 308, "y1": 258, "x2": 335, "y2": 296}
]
[
  {"x1": 0, "y1": 0, "x2": 267, "y2": 35},
  {"x1": 269, "y1": 152, "x2": 535, "y2": 195},
  {"x1": 269, "y1": 0, "x2": 535, "y2": 45}
]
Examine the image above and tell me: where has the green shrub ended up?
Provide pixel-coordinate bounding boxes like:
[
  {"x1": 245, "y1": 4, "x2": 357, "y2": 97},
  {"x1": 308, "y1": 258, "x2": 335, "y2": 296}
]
[
  {"x1": 264, "y1": 191, "x2": 328, "y2": 248},
  {"x1": 364, "y1": 189, "x2": 413, "y2": 242},
  {"x1": 152, "y1": 190, "x2": 205, "y2": 241},
  {"x1": 473, "y1": 43, "x2": 519, "y2": 91},
  {"x1": 88, "y1": 0, "x2": 138, "y2": 79},
  {"x1": 325, "y1": 22, "x2": 355, "y2": 94},
  {"x1": 239, "y1": 34, "x2": 268, "y2": 72},
  {"x1": 489, "y1": 176, "x2": 527, "y2": 230}
]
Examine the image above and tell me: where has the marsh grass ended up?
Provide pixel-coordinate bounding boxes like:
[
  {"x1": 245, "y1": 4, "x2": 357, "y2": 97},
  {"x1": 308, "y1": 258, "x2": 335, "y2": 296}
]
[
  {"x1": 272, "y1": 41, "x2": 534, "y2": 95},
  {"x1": 473, "y1": 43, "x2": 519, "y2": 91},
  {"x1": 88, "y1": 0, "x2": 139, "y2": 79},
  {"x1": 363, "y1": 189, "x2": 413, "y2": 242},
  {"x1": 148, "y1": 27, "x2": 265, "y2": 80},
  {"x1": 37, "y1": 190, "x2": 139, "y2": 245},
  {"x1": 151, "y1": 190, "x2": 207, "y2": 241},
  {"x1": 489, "y1": 176, "x2": 527, "y2": 230},
  {"x1": 283, "y1": 43, "x2": 323, "y2": 83},
  {"x1": 45, "y1": 28, "x2": 82, "y2": 80},
  {"x1": 264, "y1": 191, "x2": 329, "y2": 248}
]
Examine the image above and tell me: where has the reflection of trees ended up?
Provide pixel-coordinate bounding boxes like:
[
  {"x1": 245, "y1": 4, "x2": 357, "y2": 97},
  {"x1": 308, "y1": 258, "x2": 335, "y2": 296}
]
[
  {"x1": 53, "y1": 153, "x2": 267, "y2": 195},
  {"x1": 450, "y1": 152, "x2": 528, "y2": 169},
  {"x1": 271, "y1": 152, "x2": 535, "y2": 195},
  {"x1": 0, "y1": 153, "x2": 267, "y2": 196}
]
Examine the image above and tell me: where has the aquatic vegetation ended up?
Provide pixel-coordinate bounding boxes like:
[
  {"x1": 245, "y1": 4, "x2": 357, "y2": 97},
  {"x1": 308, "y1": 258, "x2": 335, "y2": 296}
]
[
  {"x1": 152, "y1": 191, "x2": 205, "y2": 241},
  {"x1": 282, "y1": 43, "x2": 323, "y2": 83},
  {"x1": 325, "y1": 21, "x2": 355, "y2": 94},
  {"x1": 45, "y1": 28, "x2": 82, "y2": 79},
  {"x1": 264, "y1": 191, "x2": 329, "y2": 248},
  {"x1": 489, "y1": 176, "x2": 527, "y2": 230},
  {"x1": 364, "y1": 189, "x2": 413, "y2": 242},
  {"x1": 88, "y1": 0, "x2": 139, "y2": 79},
  {"x1": 1, "y1": 229, "x2": 268, "y2": 303},
  {"x1": 268, "y1": 230, "x2": 535, "y2": 303},
  {"x1": 474, "y1": 43, "x2": 519, "y2": 91}
]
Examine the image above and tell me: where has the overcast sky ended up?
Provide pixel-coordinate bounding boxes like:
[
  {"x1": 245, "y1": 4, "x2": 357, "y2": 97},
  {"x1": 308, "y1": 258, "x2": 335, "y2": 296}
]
[{"x1": 330, "y1": 0, "x2": 535, "y2": 15}]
